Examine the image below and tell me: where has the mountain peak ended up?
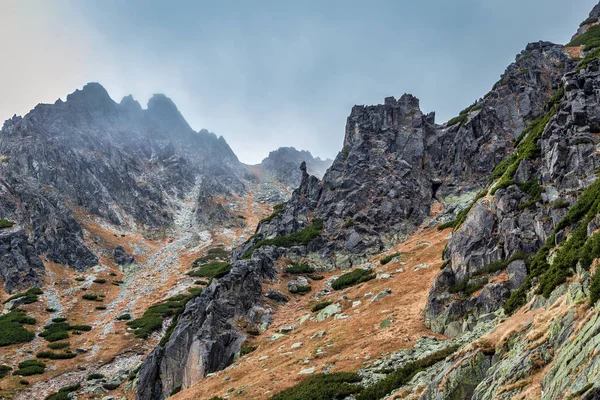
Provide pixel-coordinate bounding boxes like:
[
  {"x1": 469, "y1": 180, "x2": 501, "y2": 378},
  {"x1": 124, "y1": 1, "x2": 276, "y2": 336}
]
[
  {"x1": 146, "y1": 93, "x2": 192, "y2": 134},
  {"x1": 64, "y1": 82, "x2": 116, "y2": 111}
]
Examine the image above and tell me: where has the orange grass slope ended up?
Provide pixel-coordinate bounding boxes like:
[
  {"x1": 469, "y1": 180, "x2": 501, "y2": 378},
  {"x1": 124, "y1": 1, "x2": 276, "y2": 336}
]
[{"x1": 174, "y1": 226, "x2": 452, "y2": 400}]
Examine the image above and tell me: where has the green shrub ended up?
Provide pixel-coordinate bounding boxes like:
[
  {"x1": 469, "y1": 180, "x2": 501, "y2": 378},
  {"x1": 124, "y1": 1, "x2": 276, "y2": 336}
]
[
  {"x1": 446, "y1": 102, "x2": 481, "y2": 127},
  {"x1": 240, "y1": 345, "x2": 258, "y2": 356},
  {"x1": 0, "y1": 365, "x2": 12, "y2": 379},
  {"x1": 259, "y1": 202, "x2": 287, "y2": 224},
  {"x1": 286, "y1": 263, "x2": 315, "y2": 274},
  {"x1": 463, "y1": 279, "x2": 488, "y2": 296},
  {"x1": 36, "y1": 350, "x2": 77, "y2": 360},
  {"x1": 116, "y1": 313, "x2": 132, "y2": 321},
  {"x1": 289, "y1": 285, "x2": 312, "y2": 295},
  {"x1": 70, "y1": 324, "x2": 92, "y2": 332},
  {"x1": 74, "y1": 277, "x2": 85, "y2": 282},
  {"x1": 0, "y1": 310, "x2": 36, "y2": 346},
  {"x1": 193, "y1": 247, "x2": 229, "y2": 264},
  {"x1": 355, "y1": 346, "x2": 458, "y2": 400},
  {"x1": 567, "y1": 25, "x2": 600, "y2": 50},
  {"x1": 344, "y1": 218, "x2": 355, "y2": 227},
  {"x1": 109, "y1": 272, "x2": 117, "y2": 276},
  {"x1": 331, "y1": 269, "x2": 375, "y2": 291},
  {"x1": 13, "y1": 366, "x2": 45, "y2": 376},
  {"x1": 45, "y1": 384, "x2": 81, "y2": 400},
  {"x1": 311, "y1": 301, "x2": 332, "y2": 312},
  {"x1": 576, "y1": 47, "x2": 600, "y2": 72},
  {"x1": 0, "y1": 219, "x2": 15, "y2": 228},
  {"x1": 243, "y1": 219, "x2": 324, "y2": 259},
  {"x1": 517, "y1": 179, "x2": 542, "y2": 210},
  {"x1": 590, "y1": 269, "x2": 600, "y2": 305},
  {"x1": 309, "y1": 274, "x2": 324, "y2": 280},
  {"x1": 52, "y1": 317, "x2": 67, "y2": 323},
  {"x1": 380, "y1": 252, "x2": 401, "y2": 265},
  {"x1": 4, "y1": 287, "x2": 43, "y2": 304},
  {"x1": 472, "y1": 251, "x2": 528, "y2": 277},
  {"x1": 93, "y1": 278, "x2": 107, "y2": 284},
  {"x1": 45, "y1": 308, "x2": 57, "y2": 312},
  {"x1": 46, "y1": 332, "x2": 70, "y2": 342},
  {"x1": 13, "y1": 360, "x2": 46, "y2": 376},
  {"x1": 48, "y1": 342, "x2": 69, "y2": 350},
  {"x1": 128, "y1": 290, "x2": 203, "y2": 339},
  {"x1": 95, "y1": 306, "x2": 107, "y2": 310},
  {"x1": 87, "y1": 373, "x2": 105, "y2": 380},
  {"x1": 82, "y1": 294, "x2": 98, "y2": 301},
  {"x1": 269, "y1": 372, "x2": 363, "y2": 400},
  {"x1": 19, "y1": 379, "x2": 29, "y2": 385},
  {"x1": 505, "y1": 179, "x2": 600, "y2": 314},
  {"x1": 188, "y1": 261, "x2": 231, "y2": 279}
]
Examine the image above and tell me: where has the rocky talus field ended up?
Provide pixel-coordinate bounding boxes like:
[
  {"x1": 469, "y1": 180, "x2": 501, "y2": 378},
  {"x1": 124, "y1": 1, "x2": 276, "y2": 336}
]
[{"x1": 5, "y1": 3, "x2": 600, "y2": 400}]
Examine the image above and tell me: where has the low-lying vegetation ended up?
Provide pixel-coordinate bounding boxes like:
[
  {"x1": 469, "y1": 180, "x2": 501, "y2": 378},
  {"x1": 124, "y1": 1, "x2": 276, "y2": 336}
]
[
  {"x1": 93, "y1": 278, "x2": 107, "y2": 284},
  {"x1": 331, "y1": 269, "x2": 375, "y2": 291},
  {"x1": 116, "y1": 313, "x2": 132, "y2": 321},
  {"x1": 36, "y1": 350, "x2": 77, "y2": 360},
  {"x1": 82, "y1": 293, "x2": 100, "y2": 301},
  {"x1": 567, "y1": 24, "x2": 600, "y2": 50},
  {"x1": 0, "y1": 219, "x2": 15, "y2": 229},
  {"x1": 505, "y1": 179, "x2": 600, "y2": 314},
  {"x1": 446, "y1": 102, "x2": 481, "y2": 127},
  {"x1": 193, "y1": 246, "x2": 230, "y2": 265},
  {"x1": 39, "y1": 320, "x2": 92, "y2": 342},
  {"x1": 240, "y1": 344, "x2": 258, "y2": 356},
  {"x1": 48, "y1": 342, "x2": 70, "y2": 350},
  {"x1": 243, "y1": 218, "x2": 324, "y2": 259},
  {"x1": 268, "y1": 372, "x2": 363, "y2": 400},
  {"x1": 285, "y1": 263, "x2": 315, "y2": 274},
  {"x1": 311, "y1": 301, "x2": 332, "y2": 312},
  {"x1": 380, "y1": 252, "x2": 401, "y2": 265},
  {"x1": 449, "y1": 278, "x2": 488, "y2": 296},
  {"x1": 355, "y1": 346, "x2": 458, "y2": 400},
  {"x1": 4, "y1": 287, "x2": 43, "y2": 305},
  {"x1": 0, "y1": 365, "x2": 12, "y2": 379},
  {"x1": 0, "y1": 310, "x2": 36, "y2": 346},
  {"x1": 188, "y1": 261, "x2": 232, "y2": 279},
  {"x1": 13, "y1": 360, "x2": 46, "y2": 376},
  {"x1": 472, "y1": 251, "x2": 528, "y2": 277},
  {"x1": 259, "y1": 202, "x2": 286, "y2": 224},
  {"x1": 127, "y1": 288, "x2": 202, "y2": 339},
  {"x1": 45, "y1": 383, "x2": 81, "y2": 400},
  {"x1": 289, "y1": 285, "x2": 312, "y2": 295}
]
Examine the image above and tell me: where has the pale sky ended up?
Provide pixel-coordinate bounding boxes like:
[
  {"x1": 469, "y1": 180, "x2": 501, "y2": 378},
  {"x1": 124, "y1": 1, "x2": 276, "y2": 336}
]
[{"x1": 0, "y1": 0, "x2": 597, "y2": 164}]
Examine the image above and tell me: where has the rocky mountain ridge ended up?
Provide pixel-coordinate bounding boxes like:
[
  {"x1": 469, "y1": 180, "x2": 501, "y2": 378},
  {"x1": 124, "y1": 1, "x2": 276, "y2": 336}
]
[
  {"x1": 256, "y1": 147, "x2": 332, "y2": 187},
  {"x1": 4, "y1": 3, "x2": 600, "y2": 400},
  {"x1": 0, "y1": 84, "x2": 327, "y2": 295},
  {"x1": 135, "y1": 3, "x2": 600, "y2": 399}
]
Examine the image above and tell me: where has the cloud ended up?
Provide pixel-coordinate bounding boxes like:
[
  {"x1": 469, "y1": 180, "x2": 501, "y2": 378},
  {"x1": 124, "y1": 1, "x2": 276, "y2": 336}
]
[{"x1": 0, "y1": 0, "x2": 597, "y2": 164}]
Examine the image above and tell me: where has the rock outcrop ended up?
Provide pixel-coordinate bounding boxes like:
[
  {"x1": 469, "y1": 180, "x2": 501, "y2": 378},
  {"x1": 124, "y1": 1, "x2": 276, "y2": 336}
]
[
  {"x1": 0, "y1": 83, "x2": 246, "y2": 293},
  {"x1": 135, "y1": 30, "x2": 573, "y2": 400},
  {"x1": 258, "y1": 147, "x2": 332, "y2": 187}
]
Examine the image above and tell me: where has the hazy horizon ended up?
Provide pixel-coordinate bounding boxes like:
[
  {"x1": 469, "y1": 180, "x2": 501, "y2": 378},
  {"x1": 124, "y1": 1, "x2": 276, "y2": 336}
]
[{"x1": 1, "y1": 0, "x2": 597, "y2": 164}]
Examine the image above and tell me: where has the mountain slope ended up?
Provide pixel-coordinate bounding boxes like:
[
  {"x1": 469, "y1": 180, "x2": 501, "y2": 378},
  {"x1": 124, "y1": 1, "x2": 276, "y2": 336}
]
[{"x1": 135, "y1": 19, "x2": 576, "y2": 400}]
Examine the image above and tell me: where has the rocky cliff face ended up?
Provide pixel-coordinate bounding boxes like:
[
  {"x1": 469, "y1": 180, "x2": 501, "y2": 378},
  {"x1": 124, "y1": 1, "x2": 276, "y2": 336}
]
[
  {"x1": 0, "y1": 83, "x2": 246, "y2": 293},
  {"x1": 135, "y1": 29, "x2": 574, "y2": 400},
  {"x1": 258, "y1": 147, "x2": 332, "y2": 187}
]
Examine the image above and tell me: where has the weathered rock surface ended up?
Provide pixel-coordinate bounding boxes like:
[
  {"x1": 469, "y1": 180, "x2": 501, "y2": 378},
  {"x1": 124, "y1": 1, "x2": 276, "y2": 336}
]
[
  {"x1": 258, "y1": 147, "x2": 332, "y2": 187},
  {"x1": 0, "y1": 83, "x2": 249, "y2": 292}
]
